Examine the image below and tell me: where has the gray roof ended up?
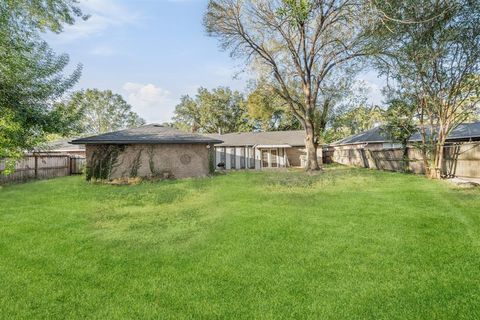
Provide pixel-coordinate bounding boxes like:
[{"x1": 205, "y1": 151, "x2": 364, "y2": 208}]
[
  {"x1": 331, "y1": 122, "x2": 480, "y2": 146},
  {"x1": 206, "y1": 130, "x2": 305, "y2": 147},
  {"x1": 35, "y1": 139, "x2": 85, "y2": 152},
  {"x1": 70, "y1": 124, "x2": 223, "y2": 145}
]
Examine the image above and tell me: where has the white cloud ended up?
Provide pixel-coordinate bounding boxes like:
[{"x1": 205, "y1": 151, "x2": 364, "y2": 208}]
[
  {"x1": 53, "y1": 0, "x2": 138, "y2": 42},
  {"x1": 123, "y1": 82, "x2": 175, "y2": 123},
  {"x1": 355, "y1": 71, "x2": 386, "y2": 106},
  {"x1": 90, "y1": 45, "x2": 116, "y2": 56},
  {"x1": 363, "y1": 81, "x2": 384, "y2": 106}
]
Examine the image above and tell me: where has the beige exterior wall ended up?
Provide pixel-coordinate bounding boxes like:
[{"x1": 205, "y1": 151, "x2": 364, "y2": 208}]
[
  {"x1": 285, "y1": 147, "x2": 304, "y2": 167},
  {"x1": 86, "y1": 143, "x2": 211, "y2": 180},
  {"x1": 285, "y1": 147, "x2": 323, "y2": 167}
]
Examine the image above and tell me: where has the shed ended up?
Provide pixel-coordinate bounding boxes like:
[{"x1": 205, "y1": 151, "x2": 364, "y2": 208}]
[{"x1": 70, "y1": 124, "x2": 222, "y2": 180}]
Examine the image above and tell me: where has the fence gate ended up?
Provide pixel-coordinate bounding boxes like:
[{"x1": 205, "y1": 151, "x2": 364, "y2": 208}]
[{"x1": 0, "y1": 154, "x2": 86, "y2": 184}]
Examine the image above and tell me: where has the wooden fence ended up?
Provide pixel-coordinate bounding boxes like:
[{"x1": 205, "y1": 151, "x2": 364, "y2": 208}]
[
  {"x1": 0, "y1": 154, "x2": 85, "y2": 184},
  {"x1": 331, "y1": 142, "x2": 480, "y2": 179}
]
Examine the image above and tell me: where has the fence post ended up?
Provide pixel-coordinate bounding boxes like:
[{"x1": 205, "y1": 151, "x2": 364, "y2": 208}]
[
  {"x1": 69, "y1": 156, "x2": 72, "y2": 175},
  {"x1": 34, "y1": 154, "x2": 38, "y2": 179}
]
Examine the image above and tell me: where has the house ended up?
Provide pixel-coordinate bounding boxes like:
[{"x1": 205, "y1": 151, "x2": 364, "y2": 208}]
[
  {"x1": 206, "y1": 130, "x2": 321, "y2": 169},
  {"x1": 70, "y1": 124, "x2": 222, "y2": 180},
  {"x1": 328, "y1": 122, "x2": 480, "y2": 178},
  {"x1": 35, "y1": 139, "x2": 86, "y2": 157}
]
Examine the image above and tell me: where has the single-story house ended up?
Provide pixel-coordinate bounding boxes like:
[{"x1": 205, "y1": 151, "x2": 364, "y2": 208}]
[
  {"x1": 327, "y1": 122, "x2": 480, "y2": 178},
  {"x1": 70, "y1": 124, "x2": 222, "y2": 180},
  {"x1": 206, "y1": 130, "x2": 321, "y2": 169},
  {"x1": 35, "y1": 139, "x2": 86, "y2": 157}
]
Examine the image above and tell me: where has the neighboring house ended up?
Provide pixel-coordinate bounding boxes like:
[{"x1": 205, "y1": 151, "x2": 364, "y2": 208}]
[
  {"x1": 206, "y1": 130, "x2": 321, "y2": 169},
  {"x1": 70, "y1": 124, "x2": 222, "y2": 180},
  {"x1": 35, "y1": 139, "x2": 86, "y2": 157},
  {"x1": 328, "y1": 122, "x2": 480, "y2": 178}
]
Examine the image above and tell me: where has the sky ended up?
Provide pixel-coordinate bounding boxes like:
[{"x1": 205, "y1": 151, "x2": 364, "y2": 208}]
[{"x1": 46, "y1": 0, "x2": 385, "y2": 124}]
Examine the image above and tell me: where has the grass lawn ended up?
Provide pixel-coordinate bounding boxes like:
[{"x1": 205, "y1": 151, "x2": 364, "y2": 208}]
[{"x1": 1, "y1": 166, "x2": 480, "y2": 319}]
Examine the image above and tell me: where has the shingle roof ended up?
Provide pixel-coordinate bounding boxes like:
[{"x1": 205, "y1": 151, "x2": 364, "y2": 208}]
[
  {"x1": 206, "y1": 130, "x2": 305, "y2": 147},
  {"x1": 331, "y1": 122, "x2": 480, "y2": 146},
  {"x1": 70, "y1": 124, "x2": 223, "y2": 145},
  {"x1": 35, "y1": 139, "x2": 85, "y2": 152}
]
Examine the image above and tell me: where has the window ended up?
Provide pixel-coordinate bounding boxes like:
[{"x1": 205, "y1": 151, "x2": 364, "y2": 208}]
[
  {"x1": 230, "y1": 148, "x2": 235, "y2": 168},
  {"x1": 382, "y1": 143, "x2": 402, "y2": 149}
]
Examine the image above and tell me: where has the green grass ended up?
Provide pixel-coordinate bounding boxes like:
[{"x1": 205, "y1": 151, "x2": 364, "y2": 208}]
[{"x1": 1, "y1": 166, "x2": 480, "y2": 319}]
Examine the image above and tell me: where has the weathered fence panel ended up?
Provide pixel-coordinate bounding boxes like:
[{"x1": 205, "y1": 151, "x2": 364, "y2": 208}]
[
  {"x1": 70, "y1": 157, "x2": 86, "y2": 174},
  {"x1": 331, "y1": 142, "x2": 480, "y2": 179},
  {"x1": 0, "y1": 154, "x2": 85, "y2": 184}
]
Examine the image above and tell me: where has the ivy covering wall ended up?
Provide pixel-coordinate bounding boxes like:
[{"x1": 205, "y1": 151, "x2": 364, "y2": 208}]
[{"x1": 86, "y1": 145, "x2": 126, "y2": 181}]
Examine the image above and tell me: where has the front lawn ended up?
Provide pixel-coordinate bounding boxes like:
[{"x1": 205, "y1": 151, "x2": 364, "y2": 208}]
[{"x1": 1, "y1": 166, "x2": 479, "y2": 319}]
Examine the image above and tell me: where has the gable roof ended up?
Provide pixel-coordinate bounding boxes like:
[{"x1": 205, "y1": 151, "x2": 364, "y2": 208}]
[
  {"x1": 331, "y1": 122, "x2": 480, "y2": 146},
  {"x1": 37, "y1": 139, "x2": 85, "y2": 152},
  {"x1": 70, "y1": 124, "x2": 223, "y2": 145},
  {"x1": 206, "y1": 130, "x2": 305, "y2": 147}
]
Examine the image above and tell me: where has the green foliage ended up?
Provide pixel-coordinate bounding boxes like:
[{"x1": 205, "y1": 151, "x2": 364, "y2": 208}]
[
  {"x1": 208, "y1": 146, "x2": 216, "y2": 175},
  {"x1": 173, "y1": 87, "x2": 252, "y2": 134},
  {"x1": 130, "y1": 150, "x2": 143, "y2": 178},
  {"x1": 277, "y1": 0, "x2": 312, "y2": 25},
  {"x1": 0, "y1": 0, "x2": 85, "y2": 167},
  {"x1": 87, "y1": 145, "x2": 125, "y2": 181},
  {"x1": 1, "y1": 0, "x2": 87, "y2": 34},
  {"x1": 61, "y1": 89, "x2": 146, "y2": 135},
  {"x1": 324, "y1": 105, "x2": 386, "y2": 143},
  {"x1": 1, "y1": 167, "x2": 480, "y2": 318},
  {"x1": 246, "y1": 83, "x2": 302, "y2": 131},
  {"x1": 172, "y1": 95, "x2": 201, "y2": 133},
  {"x1": 381, "y1": 98, "x2": 417, "y2": 172},
  {"x1": 382, "y1": 99, "x2": 417, "y2": 146},
  {"x1": 369, "y1": 0, "x2": 480, "y2": 177}
]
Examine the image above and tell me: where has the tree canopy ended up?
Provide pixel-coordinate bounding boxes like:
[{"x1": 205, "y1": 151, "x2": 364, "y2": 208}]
[
  {"x1": 0, "y1": 0, "x2": 87, "y2": 172},
  {"x1": 173, "y1": 87, "x2": 252, "y2": 134},
  {"x1": 60, "y1": 89, "x2": 146, "y2": 135},
  {"x1": 204, "y1": 0, "x2": 374, "y2": 170},
  {"x1": 246, "y1": 81, "x2": 301, "y2": 132},
  {"x1": 369, "y1": 0, "x2": 480, "y2": 178}
]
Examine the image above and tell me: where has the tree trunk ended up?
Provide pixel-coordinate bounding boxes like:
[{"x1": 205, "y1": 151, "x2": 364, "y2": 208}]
[
  {"x1": 430, "y1": 143, "x2": 444, "y2": 179},
  {"x1": 304, "y1": 120, "x2": 320, "y2": 171},
  {"x1": 428, "y1": 125, "x2": 449, "y2": 179}
]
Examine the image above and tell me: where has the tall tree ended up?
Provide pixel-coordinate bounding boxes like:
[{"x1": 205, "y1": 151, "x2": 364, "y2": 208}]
[
  {"x1": 326, "y1": 105, "x2": 385, "y2": 142},
  {"x1": 172, "y1": 95, "x2": 202, "y2": 133},
  {"x1": 246, "y1": 81, "x2": 302, "y2": 131},
  {"x1": 381, "y1": 97, "x2": 417, "y2": 172},
  {"x1": 173, "y1": 87, "x2": 252, "y2": 134},
  {"x1": 204, "y1": 0, "x2": 373, "y2": 170},
  {"x1": 370, "y1": 0, "x2": 480, "y2": 178},
  {"x1": 0, "y1": 0, "x2": 87, "y2": 173},
  {"x1": 61, "y1": 89, "x2": 146, "y2": 135}
]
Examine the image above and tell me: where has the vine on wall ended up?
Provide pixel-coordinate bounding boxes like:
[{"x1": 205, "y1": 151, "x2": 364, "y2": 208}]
[
  {"x1": 86, "y1": 145, "x2": 126, "y2": 181},
  {"x1": 130, "y1": 150, "x2": 143, "y2": 177},
  {"x1": 208, "y1": 145, "x2": 215, "y2": 175},
  {"x1": 147, "y1": 145, "x2": 174, "y2": 179}
]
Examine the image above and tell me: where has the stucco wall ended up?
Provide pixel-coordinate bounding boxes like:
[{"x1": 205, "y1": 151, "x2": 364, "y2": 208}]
[{"x1": 86, "y1": 143, "x2": 211, "y2": 180}]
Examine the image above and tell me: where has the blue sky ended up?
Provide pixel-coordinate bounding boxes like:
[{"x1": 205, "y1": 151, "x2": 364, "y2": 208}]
[{"x1": 47, "y1": 0, "x2": 384, "y2": 123}]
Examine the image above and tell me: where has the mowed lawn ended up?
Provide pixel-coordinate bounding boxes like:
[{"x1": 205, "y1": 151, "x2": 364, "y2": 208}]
[{"x1": 1, "y1": 166, "x2": 480, "y2": 319}]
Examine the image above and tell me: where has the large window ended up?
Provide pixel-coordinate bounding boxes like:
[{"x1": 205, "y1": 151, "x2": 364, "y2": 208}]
[
  {"x1": 382, "y1": 143, "x2": 402, "y2": 149},
  {"x1": 270, "y1": 149, "x2": 278, "y2": 167},
  {"x1": 230, "y1": 148, "x2": 235, "y2": 168}
]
